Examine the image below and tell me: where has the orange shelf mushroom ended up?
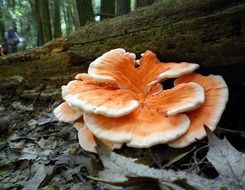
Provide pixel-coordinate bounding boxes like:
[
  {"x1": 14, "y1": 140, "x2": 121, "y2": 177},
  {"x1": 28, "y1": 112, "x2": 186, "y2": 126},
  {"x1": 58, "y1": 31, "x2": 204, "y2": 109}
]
[
  {"x1": 168, "y1": 73, "x2": 229, "y2": 148},
  {"x1": 54, "y1": 48, "x2": 228, "y2": 152}
]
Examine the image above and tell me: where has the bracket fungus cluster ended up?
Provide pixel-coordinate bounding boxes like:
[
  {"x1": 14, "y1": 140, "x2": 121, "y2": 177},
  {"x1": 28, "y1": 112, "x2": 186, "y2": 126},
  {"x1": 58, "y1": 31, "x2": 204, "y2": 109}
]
[{"x1": 54, "y1": 48, "x2": 228, "y2": 153}]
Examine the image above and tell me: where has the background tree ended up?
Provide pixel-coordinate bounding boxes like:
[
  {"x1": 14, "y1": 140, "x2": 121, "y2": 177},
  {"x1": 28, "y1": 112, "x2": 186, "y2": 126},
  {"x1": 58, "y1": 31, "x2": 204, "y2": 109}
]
[
  {"x1": 8, "y1": 0, "x2": 16, "y2": 9},
  {"x1": 100, "y1": 0, "x2": 115, "y2": 20},
  {"x1": 29, "y1": 0, "x2": 43, "y2": 46},
  {"x1": 116, "y1": 0, "x2": 130, "y2": 16},
  {"x1": 39, "y1": 0, "x2": 52, "y2": 43},
  {"x1": 53, "y1": 0, "x2": 62, "y2": 38},
  {"x1": 76, "y1": 0, "x2": 94, "y2": 26},
  {"x1": 62, "y1": 1, "x2": 76, "y2": 36},
  {"x1": 0, "y1": 4, "x2": 5, "y2": 42},
  {"x1": 71, "y1": 0, "x2": 80, "y2": 30},
  {"x1": 137, "y1": 0, "x2": 155, "y2": 7},
  {"x1": 15, "y1": 1, "x2": 33, "y2": 50}
]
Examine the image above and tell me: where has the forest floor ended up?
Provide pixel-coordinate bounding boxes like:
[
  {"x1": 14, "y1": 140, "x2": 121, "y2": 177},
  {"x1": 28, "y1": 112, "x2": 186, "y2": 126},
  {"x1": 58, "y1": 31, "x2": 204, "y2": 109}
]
[
  {"x1": 0, "y1": 91, "x2": 244, "y2": 190},
  {"x1": 0, "y1": 94, "x2": 104, "y2": 190}
]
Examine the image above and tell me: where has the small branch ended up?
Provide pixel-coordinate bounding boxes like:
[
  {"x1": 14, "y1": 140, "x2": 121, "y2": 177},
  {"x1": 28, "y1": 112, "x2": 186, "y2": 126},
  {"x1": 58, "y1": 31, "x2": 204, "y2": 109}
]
[{"x1": 216, "y1": 127, "x2": 245, "y2": 139}]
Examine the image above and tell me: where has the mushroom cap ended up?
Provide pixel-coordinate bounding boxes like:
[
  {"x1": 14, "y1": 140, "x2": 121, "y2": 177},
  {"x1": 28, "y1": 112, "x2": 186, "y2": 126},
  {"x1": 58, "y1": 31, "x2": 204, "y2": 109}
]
[
  {"x1": 154, "y1": 82, "x2": 205, "y2": 117},
  {"x1": 53, "y1": 102, "x2": 83, "y2": 122},
  {"x1": 74, "y1": 121, "x2": 122, "y2": 153},
  {"x1": 62, "y1": 77, "x2": 139, "y2": 118},
  {"x1": 157, "y1": 62, "x2": 199, "y2": 81},
  {"x1": 88, "y1": 48, "x2": 199, "y2": 92},
  {"x1": 88, "y1": 48, "x2": 135, "y2": 82},
  {"x1": 74, "y1": 121, "x2": 97, "y2": 153},
  {"x1": 83, "y1": 81, "x2": 205, "y2": 148},
  {"x1": 84, "y1": 109, "x2": 190, "y2": 148},
  {"x1": 62, "y1": 49, "x2": 200, "y2": 119},
  {"x1": 168, "y1": 73, "x2": 229, "y2": 148},
  {"x1": 138, "y1": 51, "x2": 199, "y2": 85}
]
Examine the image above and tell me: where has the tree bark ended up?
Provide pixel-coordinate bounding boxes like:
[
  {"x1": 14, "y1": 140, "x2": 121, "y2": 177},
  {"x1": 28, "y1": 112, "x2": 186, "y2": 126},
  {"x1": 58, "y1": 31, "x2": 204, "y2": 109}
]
[
  {"x1": 53, "y1": 0, "x2": 62, "y2": 38},
  {"x1": 8, "y1": 0, "x2": 16, "y2": 9},
  {"x1": 64, "y1": 2, "x2": 75, "y2": 35},
  {"x1": 39, "y1": 0, "x2": 52, "y2": 44},
  {"x1": 100, "y1": 0, "x2": 115, "y2": 20},
  {"x1": 0, "y1": 5, "x2": 5, "y2": 42},
  {"x1": 29, "y1": 0, "x2": 43, "y2": 46},
  {"x1": 76, "y1": 0, "x2": 94, "y2": 26},
  {"x1": 0, "y1": 0, "x2": 244, "y2": 91},
  {"x1": 137, "y1": 0, "x2": 155, "y2": 8},
  {"x1": 116, "y1": 0, "x2": 131, "y2": 16},
  {"x1": 71, "y1": 0, "x2": 80, "y2": 30}
]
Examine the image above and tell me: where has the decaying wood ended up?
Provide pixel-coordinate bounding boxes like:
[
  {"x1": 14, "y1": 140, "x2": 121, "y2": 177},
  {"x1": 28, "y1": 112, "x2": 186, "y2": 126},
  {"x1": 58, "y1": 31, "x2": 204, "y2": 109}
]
[{"x1": 0, "y1": 0, "x2": 244, "y2": 91}]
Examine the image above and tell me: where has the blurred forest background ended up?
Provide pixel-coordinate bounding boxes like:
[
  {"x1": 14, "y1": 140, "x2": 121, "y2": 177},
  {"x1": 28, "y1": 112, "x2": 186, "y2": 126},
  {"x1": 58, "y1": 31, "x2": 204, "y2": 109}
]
[{"x1": 0, "y1": 0, "x2": 156, "y2": 52}]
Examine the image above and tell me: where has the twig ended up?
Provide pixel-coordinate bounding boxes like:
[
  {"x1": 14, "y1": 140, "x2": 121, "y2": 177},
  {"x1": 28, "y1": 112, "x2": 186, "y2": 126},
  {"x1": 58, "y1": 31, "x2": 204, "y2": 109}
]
[{"x1": 217, "y1": 127, "x2": 245, "y2": 139}]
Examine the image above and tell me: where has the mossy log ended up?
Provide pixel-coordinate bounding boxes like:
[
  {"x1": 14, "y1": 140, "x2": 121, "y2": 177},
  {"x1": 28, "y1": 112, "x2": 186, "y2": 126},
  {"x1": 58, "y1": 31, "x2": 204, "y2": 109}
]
[{"x1": 0, "y1": 0, "x2": 244, "y2": 91}]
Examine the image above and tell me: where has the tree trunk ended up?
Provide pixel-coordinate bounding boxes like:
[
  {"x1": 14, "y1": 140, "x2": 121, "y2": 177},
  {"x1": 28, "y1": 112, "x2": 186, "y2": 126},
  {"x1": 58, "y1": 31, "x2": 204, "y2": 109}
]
[
  {"x1": 62, "y1": 2, "x2": 68, "y2": 35},
  {"x1": 39, "y1": 0, "x2": 52, "y2": 43},
  {"x1": 53, "y1": 0, "x2": 62, "y2": 38},
  {"x1": 0, "y1": 0, "x2": 244, "y2": 92},
  {"x1": 8, "y1": 0, "x2": 16, "y2": 9},
  {"x1": 76, "y1": 0, "x2": 94, "y2": 26},
  {"x1": 29, "y1": 0, "x2": 43, "y2": 46},
  {"x1": 71, "y1": 0, "x2": 80, "y2": 30},
  {"x1": 0, "y1": 5, "x2": 5, "y2": 42},
  {"x1": 100, "y1": 0, "x2": 115, "y2": 20},
  {"x1": 65, "y1": 2, "x2": 75, "y2": 35},
  {"x1": 116, "y1": 0, "x2": 131, "y2": 16},
  {"x1": 136, "y1": 0, "x2": 155, "y2": 8}
]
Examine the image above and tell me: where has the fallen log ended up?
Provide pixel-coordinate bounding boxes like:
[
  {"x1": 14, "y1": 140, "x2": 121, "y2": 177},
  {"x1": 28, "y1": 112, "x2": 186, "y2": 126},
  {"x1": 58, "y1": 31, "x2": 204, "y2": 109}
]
[{"x1": 0, "y1": 0, "x2": 244, "y2": 91}]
